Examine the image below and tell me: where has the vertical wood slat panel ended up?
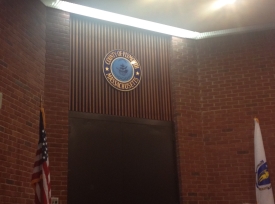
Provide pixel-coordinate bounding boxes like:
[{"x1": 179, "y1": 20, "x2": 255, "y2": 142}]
[{"x1": 70, "y1": 15, "x2": 172, "y2": 121}]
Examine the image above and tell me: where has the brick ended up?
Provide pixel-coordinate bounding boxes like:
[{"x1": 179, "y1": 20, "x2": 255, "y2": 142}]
[
  {"x1": 0, "y1": 1, "x2": 46, "y2": 203},
  {"x1": 43, "y1": 7, "x2": 70, "y2": 204},
  {"x1": 171, "y1": 30, "x2": 275, "y2": 203}
]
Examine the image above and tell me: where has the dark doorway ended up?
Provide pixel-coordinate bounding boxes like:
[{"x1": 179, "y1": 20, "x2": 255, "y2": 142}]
[{"x1": 68, "y1": 111, "x2": 179, "y2": 204}]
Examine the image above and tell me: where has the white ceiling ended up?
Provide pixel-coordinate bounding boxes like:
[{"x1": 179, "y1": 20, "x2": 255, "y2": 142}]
[{"x1": 65, "y1": 0, "x2": 275, "y2": 32}]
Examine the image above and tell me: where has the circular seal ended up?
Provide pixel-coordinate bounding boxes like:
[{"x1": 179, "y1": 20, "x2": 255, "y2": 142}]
[
  {"x1": 256, "y1": 160, "x2": 272, "y2": 190},
  {"x1": 103, "y1": 50, "x2": 141, "y2": 91}
]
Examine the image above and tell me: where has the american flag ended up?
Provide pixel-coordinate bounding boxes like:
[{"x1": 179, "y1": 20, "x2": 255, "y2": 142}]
[{"x1": 31, "y1": 108, "x2": 51, "y2": 204}]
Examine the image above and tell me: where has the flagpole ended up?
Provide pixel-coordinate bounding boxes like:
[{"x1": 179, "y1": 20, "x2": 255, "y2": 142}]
[
  {"x1": 40, "y1": 95, "x2": 46, "y2": 128},
  {"x1": 40, "y1": 95, "x2": 43, "y2": 108}
]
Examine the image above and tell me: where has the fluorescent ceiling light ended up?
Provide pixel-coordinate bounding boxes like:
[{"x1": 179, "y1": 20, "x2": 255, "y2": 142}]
[
  {"x1": 41, "y1": 0, "x2": 199, "y2": 39},
  {"x1": 41, "y1": 0, "x2": 275, "y2": 40},
  {"x1": 212, "y1": 0, "x2": 236, "y2": 9}
]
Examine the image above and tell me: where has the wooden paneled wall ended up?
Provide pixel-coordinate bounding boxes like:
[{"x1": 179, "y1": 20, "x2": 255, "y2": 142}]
[{"x1": 70, "y1": 15, "x2": 172, "y2": 121}]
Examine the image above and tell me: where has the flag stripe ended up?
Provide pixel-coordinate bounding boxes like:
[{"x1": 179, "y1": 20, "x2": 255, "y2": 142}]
[{"x1": 35, "y1": 182, "x2": 41, "y2": 203}]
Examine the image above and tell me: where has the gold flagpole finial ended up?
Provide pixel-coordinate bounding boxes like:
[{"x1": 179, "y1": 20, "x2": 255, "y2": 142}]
[{"x1": 254, "y1": 117, "x2": 259, "y2": 123}]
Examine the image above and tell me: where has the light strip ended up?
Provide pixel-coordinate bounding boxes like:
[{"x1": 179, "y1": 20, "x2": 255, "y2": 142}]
[
  {"x1": 41, "y1": 0, "x2": 199, "y2": 39},
  {"x1": 41, "y1": 0, "x2": 275, "y2": 39},
  {"x1": 197, "y1": 24, "x2": 275, "y2": 39}
]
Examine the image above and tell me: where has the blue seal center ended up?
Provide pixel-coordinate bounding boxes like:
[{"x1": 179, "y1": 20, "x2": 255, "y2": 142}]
[{"x1": 111, "y1": 58, "x2": 133, "y2": 82}]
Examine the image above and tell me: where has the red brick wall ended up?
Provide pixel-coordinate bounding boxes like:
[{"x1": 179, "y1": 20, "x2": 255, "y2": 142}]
[
  {"x1": 198, "y1": 30, "x2": 275, "y2": 204},
  {"x1": 0, "y1": 0, "x2": 46, "y2": 203},
  {"x1": 170, "y1": 37, "x2": 207, "y2": 203},
  {"x1": 44, "y1": 8, "x2": 70, "y2": 204},
  {"x1": 171, "y1": 30, "x2": 275, "y2": 203}
]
